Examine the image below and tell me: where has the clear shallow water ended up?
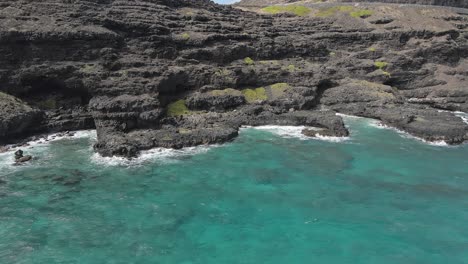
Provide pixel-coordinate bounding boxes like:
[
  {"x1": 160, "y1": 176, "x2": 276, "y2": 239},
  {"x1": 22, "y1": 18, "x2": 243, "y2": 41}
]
[{"x1": 1, "y1": 116, "x2": 468, "y2": 264}]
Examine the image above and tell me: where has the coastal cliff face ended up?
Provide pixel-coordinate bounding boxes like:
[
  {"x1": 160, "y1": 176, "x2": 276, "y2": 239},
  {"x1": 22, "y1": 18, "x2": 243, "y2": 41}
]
[{"x1": 0, "y1": 0, "x2": 467, "y2": 157}]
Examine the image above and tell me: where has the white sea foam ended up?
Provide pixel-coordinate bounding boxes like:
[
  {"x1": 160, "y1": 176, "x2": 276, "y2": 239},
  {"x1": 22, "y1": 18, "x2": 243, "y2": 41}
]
[
  {"x1": 0, "y1": 130, "x2": 97, "y2": 172},
  {"x1": 367, "y1": 119, "x2": 387, "y2": 129},
  {"x1": 366, "y1": 120, "x2": 450, "y2": 146},
  {"x1": 314, "y1": 134, "x2": 350, "y2": 142},
  {"x1": 0, "y1": 152, "x2": 15, "y2": 173},
  {"x1": 5, "y1": 130, "x2": 97, "y2": 150},
  {"x1": 248, "y1": 125, "x2": 308, "y2": 139},
  {"x1": 336, "y1": 113, "x2": 364, "y2": 119},
  {"x1": 453, "y1": 111, "x2": 468, "y2": 124},
  {"x1": 244, "y1": 125, "x2": 350, "y2": 142},
  {"x1": 90, "y1": 144, "x2": 218, "y2": 167}
]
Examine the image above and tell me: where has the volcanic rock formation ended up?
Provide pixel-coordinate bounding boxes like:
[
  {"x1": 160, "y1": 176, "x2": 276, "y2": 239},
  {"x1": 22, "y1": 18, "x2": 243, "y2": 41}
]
[{"x1": 0, "y1": 0, "x2": 467, "y2": 157}]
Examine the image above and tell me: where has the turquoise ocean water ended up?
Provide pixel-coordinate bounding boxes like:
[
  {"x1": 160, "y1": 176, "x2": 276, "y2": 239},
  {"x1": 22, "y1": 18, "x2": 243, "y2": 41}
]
[{"x1": 0, "y1": 115, "x2": 468, "y2": 263}]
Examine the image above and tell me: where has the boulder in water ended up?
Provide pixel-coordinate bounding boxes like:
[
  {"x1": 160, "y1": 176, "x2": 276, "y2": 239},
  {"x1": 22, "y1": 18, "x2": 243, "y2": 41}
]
[
  {"x1": 14, "y1": 149, "x2": 23, "y2": 160},
  {"x1": 302, "y1": 128, "x2": 341, "y2": 138},
  {"x1": 14, "y1": 149, "x2": 33, "y2": 164}
]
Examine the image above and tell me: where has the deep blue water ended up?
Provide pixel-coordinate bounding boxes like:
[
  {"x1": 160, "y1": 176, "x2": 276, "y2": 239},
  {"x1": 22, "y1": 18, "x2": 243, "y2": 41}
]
[{"x1": 0, "y1": 116, "x2": 468, "y2": 264}]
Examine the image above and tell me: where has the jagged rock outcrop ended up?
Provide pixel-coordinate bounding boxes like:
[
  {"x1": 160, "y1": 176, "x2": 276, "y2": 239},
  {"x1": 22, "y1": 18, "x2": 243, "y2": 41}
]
[
  {"x1": 0, "y1": 92, "x2": 42, "y2": 140},
  {"x1": 0, "y1": 0, "x2": 467, "y2": 157}
]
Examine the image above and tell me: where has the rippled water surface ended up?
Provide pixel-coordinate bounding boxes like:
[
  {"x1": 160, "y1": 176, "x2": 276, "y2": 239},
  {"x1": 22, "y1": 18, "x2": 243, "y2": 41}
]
[{"x1": 1, "y1": 116, "x2": 468, "y2": 263}]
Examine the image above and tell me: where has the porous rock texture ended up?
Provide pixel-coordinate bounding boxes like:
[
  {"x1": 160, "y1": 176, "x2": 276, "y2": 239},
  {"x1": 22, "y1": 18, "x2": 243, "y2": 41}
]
[{"x1": 0, "y1": 0, "x2": 467, "y2": 157}]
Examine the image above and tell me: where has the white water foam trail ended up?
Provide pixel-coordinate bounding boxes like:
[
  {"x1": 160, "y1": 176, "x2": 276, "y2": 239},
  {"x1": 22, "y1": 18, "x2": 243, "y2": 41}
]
[
  {"x1": 454, "y1": 111, "x2": 468, "y2": 125},
  {"x1": 366, "y1": 120, "x2": 449, "y2": 147},
  {"x1": 91, "y1": 145, "x2": 219, "y2": 167},
  {"x1": 0, "y1": 130, "x2": 97, "y2": 173},
  {"x1": 336, "y1": 113, "x2": 364, "y2": 119},
  {"x1": 243, "y1": 125, "x2": 350, "y2": 142},
  {"x1": 6, "y1": 130, "x2": 97, "y2": 150}
]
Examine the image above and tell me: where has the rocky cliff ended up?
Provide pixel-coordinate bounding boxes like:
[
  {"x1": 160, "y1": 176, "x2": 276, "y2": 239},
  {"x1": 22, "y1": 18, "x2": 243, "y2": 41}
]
[{"x1": 0, "y1": 0, "x2": 467, "y2": 157}]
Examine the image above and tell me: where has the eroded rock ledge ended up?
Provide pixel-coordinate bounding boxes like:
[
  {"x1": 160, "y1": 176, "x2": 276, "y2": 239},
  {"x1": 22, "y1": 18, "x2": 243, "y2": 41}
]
[{"x1": 0, "y1": 0, "x2": 467, "y2": 157}]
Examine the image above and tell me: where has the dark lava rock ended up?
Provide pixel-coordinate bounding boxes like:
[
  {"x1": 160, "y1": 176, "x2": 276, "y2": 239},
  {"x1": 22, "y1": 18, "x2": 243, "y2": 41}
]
[
  {"x1": 302, "y1": 128, "x2": 344, "y2": 138},
  {"x1": 16, "y1": 155, "x2": 32, "y2": 163},
  {"x1": 14, "y1": 149, "x2": 33, "y2": 163},
  {"x1": 0, "y1": 0, "x2": 467, "y2": 157},
  {"x1": 186, "y1": 90, "x2": 246, "y2": 111},
  {"x1": 369, "y1": 17, "x2": 394, "y2": 25},
  {"x1": 0, "y1": 92, "x2": 43, "y2": 139}
]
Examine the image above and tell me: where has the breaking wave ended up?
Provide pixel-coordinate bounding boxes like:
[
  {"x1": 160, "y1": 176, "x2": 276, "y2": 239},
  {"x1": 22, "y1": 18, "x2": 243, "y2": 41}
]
[
  {"x1": 91, "y1": 145, "x2": 219, "y2": 167},
  {"x1": 244, "y1": 125, "x2": 350, "y2": 142}
]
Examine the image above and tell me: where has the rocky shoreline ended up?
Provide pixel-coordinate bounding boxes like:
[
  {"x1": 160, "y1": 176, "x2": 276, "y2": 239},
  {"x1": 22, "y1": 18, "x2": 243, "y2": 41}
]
[{"x1": 1, "y1": 0, "x2": 467, "y2": 157}]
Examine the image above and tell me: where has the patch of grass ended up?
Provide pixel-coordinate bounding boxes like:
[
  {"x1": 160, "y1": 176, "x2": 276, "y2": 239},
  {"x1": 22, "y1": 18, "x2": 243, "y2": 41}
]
[
  {"x1": 381, "y1": 70, "x2": 391, "y2": 77},
  {"x1": 261, "y1": 5, "x2": 311, "y2": 17},
  {"x1": 270, "y1": 83, "x2": 290, "y2": 98},
  {"x1": 210, "y1": 88, "x2": 242, "y2": 96},
  {"x1": 167, "y1": 99, "x2": 191, "y2": 117},
  {"x1": 244, "y1": 57, "x2": 254, "y2": 65},
  {"x1": 315, "y1": 6, "x2": 373, "y2": 18},
  {"x1": 180, "y1": 33, "x2": 190, "y2": 40},
  {"x1": 350, "y1": 9, "x2": 373, "y2": 18},
  {"x1": 286, "y1": 64, "x2": 296, "y2": 72},
  {"x1": 242, "y1": 87, "x2": 267, "y2": 103},
  {"x1": 178, "y1": 128, "x2": 192, "y2": 134},
  {"x1": 80, "y1": 64, "x2": 96, "y2": 74},
  {"x1": 374, "y1": 61, "x2": 388, "y2": 70}
]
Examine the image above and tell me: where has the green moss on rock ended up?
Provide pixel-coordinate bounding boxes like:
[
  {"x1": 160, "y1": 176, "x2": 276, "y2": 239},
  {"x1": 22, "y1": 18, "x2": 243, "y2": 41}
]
[
  {"x1": 244, "y1": 57, "x2": 254, "y2": 65},
  {"x1": 180, "y1": 33, "x2": 190, "y2": 40},
  {"x1": 375, "y1": 61, "x2": 388, "y2": 69},
  {"x1": 315, "y1": 6, "x2": 373, "y2": 18},
  {"x1": 178, "y1": 128, "x2": 192, "y2": 134},
  {"x1": 350, "y1": 9, "x2": 373, "y2": 18},
  {"x1": 242, "y1": 87, "x2": 267, "y2": 103},
  {"x1": 286, "y1": 64, "x2": 296, "y2": 72},
  {"x1": 167, "y1": 100, "x2": 191, "y2": 117},
  {"x1": 80, "y1": 64, "x2": 97, "y2": 74},
  {"x1": 270, "y1": 83, "x2": 290, "y2": 99}
]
